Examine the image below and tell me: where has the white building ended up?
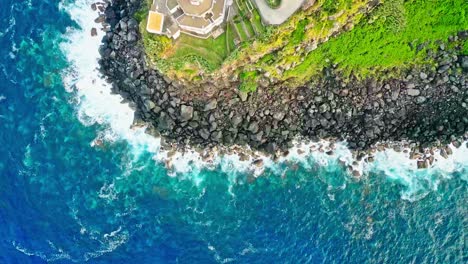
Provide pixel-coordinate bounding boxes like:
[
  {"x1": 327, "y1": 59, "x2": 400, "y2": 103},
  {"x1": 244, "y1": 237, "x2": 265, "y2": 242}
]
[{"x1": 148, "y1": 0, "x2": 232, "y2": 39}]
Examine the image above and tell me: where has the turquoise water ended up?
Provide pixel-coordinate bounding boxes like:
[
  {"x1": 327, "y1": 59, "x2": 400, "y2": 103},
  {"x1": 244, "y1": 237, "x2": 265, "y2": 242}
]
[{"x1": 0, "y1": 0, "x2": 467, "y2": 263}]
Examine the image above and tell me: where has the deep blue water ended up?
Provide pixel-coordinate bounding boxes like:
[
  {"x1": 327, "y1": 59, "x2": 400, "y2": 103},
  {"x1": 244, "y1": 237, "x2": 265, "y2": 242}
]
[{"x1": 0, "y1": 0, "x2": 467, "y2": 263}]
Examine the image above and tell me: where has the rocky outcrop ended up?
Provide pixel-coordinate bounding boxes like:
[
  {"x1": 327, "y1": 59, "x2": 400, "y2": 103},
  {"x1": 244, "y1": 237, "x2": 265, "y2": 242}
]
[{"x1": 98, "y1": 0, "x2": 468, "y2": 156}]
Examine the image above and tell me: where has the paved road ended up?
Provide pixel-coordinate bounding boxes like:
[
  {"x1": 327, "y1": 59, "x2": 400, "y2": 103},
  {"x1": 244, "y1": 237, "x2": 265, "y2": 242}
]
[{"x1": 252, "y1": 0, "x2": 306, "y2": 25}]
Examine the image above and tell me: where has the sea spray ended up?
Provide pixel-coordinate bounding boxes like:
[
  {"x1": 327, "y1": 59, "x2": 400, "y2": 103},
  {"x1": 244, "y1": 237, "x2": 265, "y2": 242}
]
[
  {"x1": 369, "y1": 142, "x2": 468, "y2": 200},
  {"x1": 1, "y1": 0, "x2": 466, "y2": 262},
  {"x1": 59, "y1": 0, "x2": 468, "y2": 201}
]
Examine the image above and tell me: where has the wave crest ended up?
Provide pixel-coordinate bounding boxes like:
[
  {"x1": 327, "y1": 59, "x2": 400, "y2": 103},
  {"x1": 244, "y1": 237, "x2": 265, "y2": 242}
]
[{"x1": 59, "y1": 0, "x2": 467, "y2": 202}]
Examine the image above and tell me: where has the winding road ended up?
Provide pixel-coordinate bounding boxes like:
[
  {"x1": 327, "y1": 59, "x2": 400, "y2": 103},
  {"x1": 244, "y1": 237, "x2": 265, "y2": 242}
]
[{"x1": 253, "y1": 0, "x2": 306, "y2": 25}]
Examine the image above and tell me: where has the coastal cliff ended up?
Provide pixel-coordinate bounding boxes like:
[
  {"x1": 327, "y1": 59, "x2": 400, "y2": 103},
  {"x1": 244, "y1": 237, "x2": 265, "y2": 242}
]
[{"x1": 97, "y1": 0, "x2": 468, "y2": 166}]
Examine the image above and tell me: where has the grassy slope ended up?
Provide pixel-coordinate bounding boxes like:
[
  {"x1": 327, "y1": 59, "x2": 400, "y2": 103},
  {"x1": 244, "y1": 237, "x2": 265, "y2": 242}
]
[
  {"x1": 235, "y1": 22, "x2": 248, "y2": 41},
  {"x1": 171, "y1": 34, "x2": 228, "y2": 69},
  {"x1": 286, "y1": 0, "x2": 468, "y2": 82},
  {"x1": 229, "y1": 0, "x2": 368, "y2": 81},
  {"x1": 138, "y1": 0, "x2": 466, "y2": 88},
  {"x1": 141, "y1": 24, "x2": 229, "y2": 77},
  {"x1": 251, "y1": 9, "x2": 265, "y2": 34}
]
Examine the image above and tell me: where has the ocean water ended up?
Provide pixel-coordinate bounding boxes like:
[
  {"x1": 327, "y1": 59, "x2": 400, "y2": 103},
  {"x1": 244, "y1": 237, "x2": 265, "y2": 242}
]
[{"x1": 0, "y1": 0, "x2": 467, "y2": 263}]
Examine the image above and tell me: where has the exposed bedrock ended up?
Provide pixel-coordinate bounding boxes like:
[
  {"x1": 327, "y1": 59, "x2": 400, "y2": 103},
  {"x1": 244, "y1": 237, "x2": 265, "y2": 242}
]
[{"x1": 98, "y1": 0, "x2": 468, "y2": 155}]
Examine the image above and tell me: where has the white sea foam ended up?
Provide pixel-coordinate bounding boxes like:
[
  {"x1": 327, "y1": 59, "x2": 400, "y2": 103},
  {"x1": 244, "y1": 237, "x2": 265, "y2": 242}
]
[
  {"x1": 13, "y1": 241, "x2": 73, "y2": 262},
  {"x1": 369, "y1": 142, "x2": 468, "y2": 201},
  {"x1": 60, "y1": 0, "x2": 467, "y2": 201}
]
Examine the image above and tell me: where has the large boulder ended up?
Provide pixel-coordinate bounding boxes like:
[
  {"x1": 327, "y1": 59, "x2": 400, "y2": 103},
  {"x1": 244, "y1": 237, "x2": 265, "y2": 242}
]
[
  {"x1": 119, "y1": 20, "x2": 128, "y2": 32},
  {"x1": 239, "y1": 91, "x2": 248, "y2": 102},
  {"x1": 461, "y1": 56, "x2": 468, "y2": 70},
  {"x1": 204, "y1": 99, "x2": 218, "y2": 111},
  {"x1": 127, "y1": 31, "x2": 138, "y2": 43},
  {"x1": 127, "y1": 18, "x2": 139, "y2": 29},
  {"x1": 180, "y1": 105, "x2": 193, "y2": 121},
  {"x1": 232, "y1": 115, "x2": 243, "y2": 127},
  {"x1": 157, "y1": 112, "x2": 174, "y2": 131},
  {"x1": 248, "y1": 121, "x2": 259, "y2": 133},
  {"x1": 199, "y1": 128, "x2": 210, "y2": 140},
  {"x1": 144, "y1": 99, "x2": 156, "y2": 110},
  {"x1": 407, "y1": 89, "x2": 420, "y2": 96},
  {"x1": 273, "y1": 112, "x2": 285, "y2": 121}
]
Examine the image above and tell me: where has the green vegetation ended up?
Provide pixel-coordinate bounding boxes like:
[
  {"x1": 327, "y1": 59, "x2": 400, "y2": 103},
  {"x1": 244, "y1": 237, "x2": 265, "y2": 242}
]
[
  {"x1": 140, "y1": 21, "x2": 172, "y2": 58},
  {"x1": 170, "y1": 34, "x2": 229, "y2": 71},
  {"x1": 234, "y1": 22, "x2": 248, "y2": 41},
  {"x1": 286, "y1": 0, "x2": 468, "y2": 82},
  {"x1": 141, "y1": 18, "x2": 230, "y2": 78},
  {"x1": 462, "y1": 40, "x2": 468, "y2": 55},
  {"x1": 139, "y1": 0, "x2": 268, "y2": 79},
  {"x1": 134, "y1": 0, "x2": 151, "y2": 22},
  {"x1": 139, "y1": 0, "x2": 466, "y2": 92},
  {"x1": 290, "y1": 19, "x2": 308, "y2": 45},
  {"x1": 232, "y1": 0, "x2": 264, "y2": 41},
  {"x1": 236, "y1": 0, "x2": 250, "y2": 16},
  {"x1": 251, "y1": 9, "x2": 265, "y2": 34},
  {"x1": 322, "y1": 0, "x2": 340, "y2": 14},
  {"x1": 226, "y1": 23, "x2": 237, "y2": 53},
  {"x1": 134, "y1": 6, "x2": 148, "y2": 22},
  {"x1": 239, "y1": 70, "x2": 258, "y2": 92},
  {"x1": 265, "y1": 0, "x2": 281, "y2": 9},
  {"x1": 139, "y1": 0, "x2": 370, "y2": 88},
  {"x1": 244, "y1": 21, "x2": 256, "y2": 37}
]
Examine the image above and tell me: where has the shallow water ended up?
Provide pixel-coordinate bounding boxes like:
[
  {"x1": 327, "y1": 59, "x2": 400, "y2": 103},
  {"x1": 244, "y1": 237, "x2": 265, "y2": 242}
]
[{"x1": 0, "y1": 0, "x2": 466, "y2": 263}]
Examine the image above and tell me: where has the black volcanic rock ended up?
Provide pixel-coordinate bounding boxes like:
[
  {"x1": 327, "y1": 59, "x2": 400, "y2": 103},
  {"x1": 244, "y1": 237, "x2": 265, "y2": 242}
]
[{"x1": 97, "y1": 0, "x2": 468, "y2": 154}]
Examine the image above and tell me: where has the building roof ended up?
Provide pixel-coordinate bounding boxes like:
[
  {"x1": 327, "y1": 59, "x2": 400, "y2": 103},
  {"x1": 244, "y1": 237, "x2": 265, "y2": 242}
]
[
  {"x1": 166, "y1": 0, "x2": 179, "y2": 11},
  {"x1": 147, "y1": 11, "x2": 165, "y2": 34},
  {"x1": 177, "y1": 14, "x2": 210, "y2": 29},
  {"x1": 178, "y1": 0, "x2": 213, "y2": 16},
  {"x1": 148, "y1": 0, "x2": 229, "y2": 37},
  {"x1": 211, "y1": 0, "x2": 224, "y2": 21}
]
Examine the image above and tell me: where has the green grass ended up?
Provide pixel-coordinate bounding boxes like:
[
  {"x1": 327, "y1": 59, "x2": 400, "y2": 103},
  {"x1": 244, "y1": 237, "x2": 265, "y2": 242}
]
[
  {"x1": 286, "y1": 0, "x2": 468, "y2": 81},
  {"x1": 138, "y1": 0, "x2": 231, "y2": 75},
  {"x1": 139, "y1": 0, "x2": 264, "y2": 77},
  {"x1": 290, "y1": 19, "x2": 308, "y2": 45},
  {"x1": 239, "y1": 70, "x2": 258, "y2": 92},
  {"x1": 141, "y1": 23, "x2": 229, "y2": 75},
  {"x1": 140, "y1": 19, "x2": 172, "y2": 58},
  {"x1": 226, "y1": 23, "x2": 237, "y2": 52},
  {"x1": 251, "y1": 9, "x2": 265, "y2": 35},
  {"x1": 321, "y1": 0, "x2": 354, "y2": 16},
  {"x1": 171, "y1": 34, "x2": 229, "y2": 71},
  {"x1": 243, "y1": 20, "x2": 256, "y2": 37},
  {"x1": 134, "y1": 0, "x2": 153, "y2": 22},
  {"x1": 236, "y1": 0, "x2": 249, "y2": 18},
  {"x1": 463, "y1": 40, "x2": 468, "y2": 55},
  {"x1": 321, "y1": 0, "x2": 339, "y2": 14},
  {"x1": 143, "y1": 0, "x2": 465, "y2": 86},
  {"x1": 234, "y1": 22, "x2": 248, "y2": 41}
]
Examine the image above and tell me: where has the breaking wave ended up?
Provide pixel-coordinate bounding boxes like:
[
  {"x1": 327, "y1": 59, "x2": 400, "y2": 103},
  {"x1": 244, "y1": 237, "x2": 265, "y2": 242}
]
[{"x1": 59, "y1": 0, "x2": 467, "y2": 202}]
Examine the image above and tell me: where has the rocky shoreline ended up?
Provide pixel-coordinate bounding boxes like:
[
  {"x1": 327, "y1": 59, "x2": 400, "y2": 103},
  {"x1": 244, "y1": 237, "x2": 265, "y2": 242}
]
[{"x1": 96, "y1": 0, "x2": 468, "y2": 168}]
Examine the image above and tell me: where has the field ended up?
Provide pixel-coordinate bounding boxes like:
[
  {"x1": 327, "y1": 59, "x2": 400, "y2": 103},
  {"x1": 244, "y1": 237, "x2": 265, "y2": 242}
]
[
  {"x1": 138, "y1": 0, "x2": 467, "y2": 90},
  {"x1": 170, "y1": 34, "x2": 229, "y2": 71},
  {"x1": 285, "y1": 0, "x2": 468, "y2": 81}
]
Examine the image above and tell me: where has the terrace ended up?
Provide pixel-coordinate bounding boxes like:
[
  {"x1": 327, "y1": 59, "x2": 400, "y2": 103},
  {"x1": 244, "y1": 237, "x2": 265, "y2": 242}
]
[{"x1": 141, "y1": 0, "x2": 268, "y2": 79}]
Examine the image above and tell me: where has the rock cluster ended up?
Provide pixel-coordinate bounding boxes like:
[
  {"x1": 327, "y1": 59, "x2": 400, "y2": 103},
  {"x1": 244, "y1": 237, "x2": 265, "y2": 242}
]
[{"x1": 98, "y1": 0, "x2": 468, "y2": 156}]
